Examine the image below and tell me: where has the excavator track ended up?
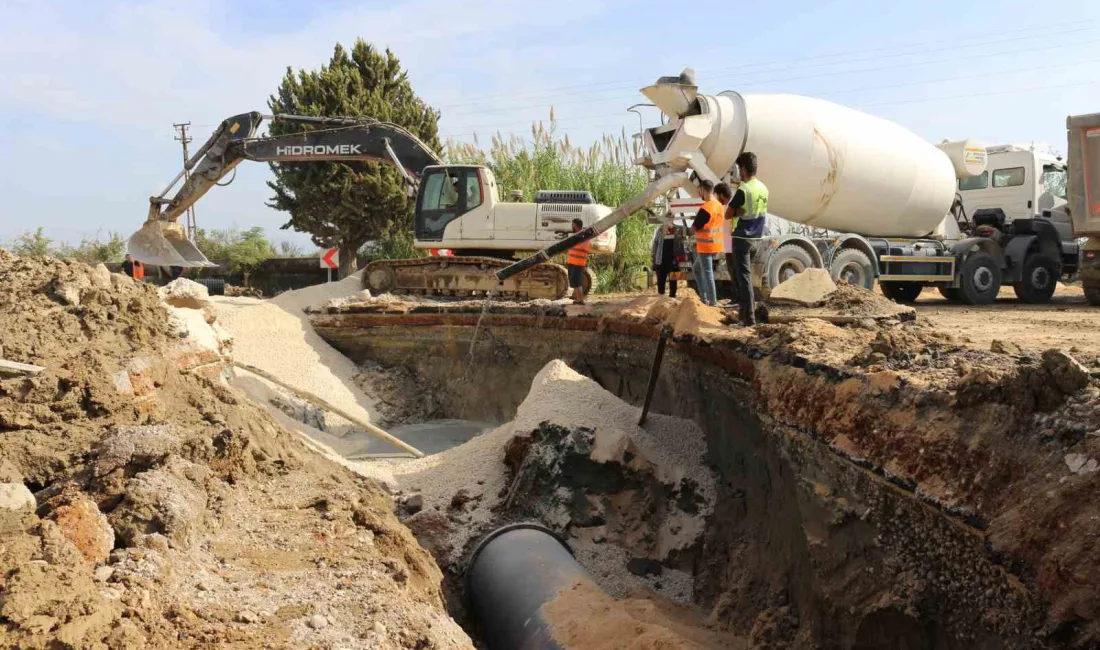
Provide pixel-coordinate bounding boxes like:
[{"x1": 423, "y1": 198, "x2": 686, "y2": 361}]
[{"x1": 363, "y1": 256, "x2": 588, "y2": 300}]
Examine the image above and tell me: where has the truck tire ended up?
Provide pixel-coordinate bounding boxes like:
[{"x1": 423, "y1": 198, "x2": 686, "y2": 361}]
[
  {"x1": 829, "y1": 249, "x2": 874, "y2": 290},
  {"x1": 1012, "y1": 254, "x2": 1059, "y2": 304},
  {"x1": 959, "y1": 251, "x2": 1002, "y2": 305},
  {"x1": 879, "y1": 281, "x2": 923, "y2": 304},
  {"x1": 938, "y1": 287, "x2": 961, "y2": 302},
  {"x1": 1084, "y1": 283, "x2": 1100, "y2": 306},
  {"x1": 767, "y1": 244, "x2": 814, "y2": 290}
]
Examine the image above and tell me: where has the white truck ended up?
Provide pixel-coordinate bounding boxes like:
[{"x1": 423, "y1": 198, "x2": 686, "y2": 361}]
[{"x1": 640, "y1": 71, "x2": 1079, "y2": 305}]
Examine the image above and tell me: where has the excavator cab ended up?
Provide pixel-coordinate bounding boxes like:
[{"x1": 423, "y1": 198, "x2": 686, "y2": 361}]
[{"x1": 415, "y1": 166, "x2": 487, "y2": 242}]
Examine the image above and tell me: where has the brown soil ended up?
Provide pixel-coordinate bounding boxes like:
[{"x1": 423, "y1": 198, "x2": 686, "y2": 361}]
[
  {"x1": 543, "y1": 580, "x2": 746, "y2": 650},
  {"x1": 0, "y1": 250, "x2": 470, "y2": 649}
]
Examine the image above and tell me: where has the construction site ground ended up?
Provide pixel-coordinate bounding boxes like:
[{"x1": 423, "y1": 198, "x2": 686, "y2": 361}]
[{"x1": 4, "y1": 251, "x2": 1100, "y2": 649}]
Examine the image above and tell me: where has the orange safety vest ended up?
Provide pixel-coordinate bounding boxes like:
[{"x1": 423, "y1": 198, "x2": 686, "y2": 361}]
[
  {"x1": 133, "y1": 261, "x2": 145, "y2": 280},
  {"x1": 566, "y1": 239, "x2": 591, "y2": 267},
  {"x1": 695, "y1": 199, "x2": 725, "y2": 254}
]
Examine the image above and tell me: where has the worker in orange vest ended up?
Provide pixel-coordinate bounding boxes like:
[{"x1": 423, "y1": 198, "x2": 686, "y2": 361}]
[
  {"x1": 122, "y1": 254, "x2": 145, "y2": 281},
  {"x1": 690, "y1": 179, "x2": 725, "y2": 306},
  {"x1": 566, "y1": 218, "x2": 591, "y2": 305}
]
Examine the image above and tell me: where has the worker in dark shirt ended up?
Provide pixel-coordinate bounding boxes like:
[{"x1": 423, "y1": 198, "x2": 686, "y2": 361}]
[
  {"x1": 690, "y1": 179, "x2": 725, "y2": 307},
  {"x1": 726, "y1": 151, "x2": 769, "y2": 325}
]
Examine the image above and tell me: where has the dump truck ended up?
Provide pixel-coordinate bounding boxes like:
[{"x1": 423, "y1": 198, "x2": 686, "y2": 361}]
[
  {"x1": 1066, "y1": 113, "x2": 1100, "y2": 306},
  {"x1": 498, "y1": 69, "x2": 1082, "y2": 306}
]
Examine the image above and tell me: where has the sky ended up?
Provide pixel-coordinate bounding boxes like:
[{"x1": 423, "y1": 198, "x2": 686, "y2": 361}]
[{"x1": 2, "y1": 0, "x2": 1100, "y2": 248}]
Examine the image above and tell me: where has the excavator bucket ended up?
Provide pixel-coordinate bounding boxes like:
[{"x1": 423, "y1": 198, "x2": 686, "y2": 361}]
[{"x1": 127, "y1": 221, "x2": 215, "y2": 268}]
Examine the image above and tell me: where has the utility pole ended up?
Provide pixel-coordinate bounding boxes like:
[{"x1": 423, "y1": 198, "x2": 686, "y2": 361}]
[{"x1": 173, "y1": 122, "x2": 197, "y2": 242}]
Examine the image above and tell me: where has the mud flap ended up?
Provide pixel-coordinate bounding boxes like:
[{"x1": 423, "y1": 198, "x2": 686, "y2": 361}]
[{"x1": 128, "y1": 221, "x2": 215, "y2": 268}]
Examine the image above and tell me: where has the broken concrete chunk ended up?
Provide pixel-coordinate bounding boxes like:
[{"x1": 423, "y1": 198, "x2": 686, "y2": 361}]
[
  {"x1": 767, "y1": 268, "x2": 838, "y2": 306},
  {"x1": 0, "y1": 482, "x2": 36, "y2": 534},
  {"x1": 94, "y1": 425, "x2": 181, "y2": 477},
  {"x1": 91, "y1": 264, "x2": 113, "y2": 290},
  {"x1": 158, "y1": 278, "x2": 212, "y2": 310},
  {"x1": 47, "y1": 489, "x2": 115, "y2": 565},
  {"x1": 1042, "y1": 349, "x2": 1091, "y2": 394}
]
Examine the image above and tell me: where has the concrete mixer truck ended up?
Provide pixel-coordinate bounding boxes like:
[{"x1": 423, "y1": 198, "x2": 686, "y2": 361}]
[{"x1": 498, "y1": 69, "x2": 1081, "y2": 306}]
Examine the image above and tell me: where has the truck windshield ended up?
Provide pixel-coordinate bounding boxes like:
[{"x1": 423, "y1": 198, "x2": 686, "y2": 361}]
[{"x1": 1041, "y1": 165, "x2": 1067, "y2": 199}]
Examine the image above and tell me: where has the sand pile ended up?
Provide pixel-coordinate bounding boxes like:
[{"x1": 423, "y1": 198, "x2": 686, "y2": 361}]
[
  {"x1": 768, "y1": 268, "x2": 837, "y2": 306},
  {"x1": 0, "y1": 251, "x2": 471, "y2": 649},
  {"x1": 392, "y1": 360, "x2": 716, "y2": 604},
  {"x1": 211, "y1": 272, "x2": 379, "y2": 433}
]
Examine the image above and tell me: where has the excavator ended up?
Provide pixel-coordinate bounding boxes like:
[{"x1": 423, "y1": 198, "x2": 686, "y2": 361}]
[{"x1": 133, "y1": 112, "x2": 614, "y2": 299}]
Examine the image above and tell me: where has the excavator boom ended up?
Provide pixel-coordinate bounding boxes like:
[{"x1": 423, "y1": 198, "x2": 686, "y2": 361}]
[{"x1": 131, "y1": 113, "x2": 441, "y2": 268}]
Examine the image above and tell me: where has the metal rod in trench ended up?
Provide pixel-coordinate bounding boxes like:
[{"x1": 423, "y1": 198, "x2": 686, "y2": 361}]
[{"x1": 638, "y1": 332, "x2": 669, "y2": 426}]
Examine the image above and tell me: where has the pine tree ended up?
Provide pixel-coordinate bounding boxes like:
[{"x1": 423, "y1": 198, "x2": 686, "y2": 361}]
[{"x1": 266, "y1": 41, "x2": 440, "y2": 277}]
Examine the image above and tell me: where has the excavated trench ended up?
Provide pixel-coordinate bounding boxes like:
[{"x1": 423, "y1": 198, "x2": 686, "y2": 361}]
[{"x1": 313, "y1": 305, "x2": 1049, "y2": 649}]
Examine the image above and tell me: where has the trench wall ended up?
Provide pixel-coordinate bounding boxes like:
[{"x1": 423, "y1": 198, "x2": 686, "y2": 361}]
[{"x1": 314, "y1": 313, "x2": 1044, "y2": 649}]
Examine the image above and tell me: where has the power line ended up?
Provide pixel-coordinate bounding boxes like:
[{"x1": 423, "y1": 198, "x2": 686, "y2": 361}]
[
  {"x1": 440, "y1": 35, "x2": 1100, "y2": 129},
  {"x1": 439, "y1": 77, "x2": 1100, "y2": 142},
  {"x1": 433, "y1": 18, "x2": 1099, "y2": 110}
]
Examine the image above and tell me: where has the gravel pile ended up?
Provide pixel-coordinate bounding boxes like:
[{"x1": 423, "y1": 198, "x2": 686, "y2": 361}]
[{"x1": 212, "y1": 272, "x2": 379, "y2": 432}]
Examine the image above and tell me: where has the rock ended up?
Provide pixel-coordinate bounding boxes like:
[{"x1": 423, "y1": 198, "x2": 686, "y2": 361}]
[
  {"x1": 47, "y1": 489, "x2": 115, "y2": 565},
  {"x1": 1065, "y1": 453, "x2": 1099, "y2": 475},
  {"x1": 236, "y1": 610, "x2": 260, "y2": 624},
  {"x1": 158, "y1": 278, "x2": 212, "y2": 310},
  {"x1": 111, "y1": 459, "x2": 208, "y2": 549},
  {"x1": 307, "y1": 614, "x2": 329, "y2": 630},
  {"x1": 1042, "y1": 349, "x2": 1091, "y2": 394},
  {"x1": 404, "y1": 494, "x2": 423, "y2": 514},
  {"x1": 990, "y1": 339, "x2": 1023, "y2": 355},
  {"x1": 0, "y1": 482, "x2": 36, "y2": 534},
  {"x1": 767, "y1": 268, "x2": 838, "y2": 306},
  {"x1": 449, "y1": 489, "x2": 473, "y2": 511},
  {"x1": 53, "y1": 280, "x2": 85, "y2": 306},
  {"x1": 373, "y1": 621, "x2": 387, "y2": 636},
  {"x1": 94, "y1": 566, "x2": 115, "y2": 582},
  {"x1": 0, "y1": 457, "x2": 22, "y2": 483},
  {"x1": 91, "y1": 264, "x2": 113, "y2": 290},
  {"x1": 94, "y1": 425, "x2": 181, "y2": 477}
]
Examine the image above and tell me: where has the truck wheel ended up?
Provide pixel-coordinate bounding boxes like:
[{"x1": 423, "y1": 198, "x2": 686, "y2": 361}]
[
  {"x1": 829, "y1": 249, "x2": 874, "y2": 290},
  {"x1": 1084, "y1": 283, "x2": 1100, "y2": 306},
  {"x1": 938, "y1": 287, "x2": 961, "y2": 302},
  {"x1": 880, "y1": 281, "x2": 923, "y2": 304},
  {"x1": 767, "y1": 244, "x2": 814, "y2": 290},
  {"x1": 959, "y1": 251, "x2": 1002, "y2": 305},
  {"x1": 1012, "y1": 254, "x2": 1059, "y2": 304}
]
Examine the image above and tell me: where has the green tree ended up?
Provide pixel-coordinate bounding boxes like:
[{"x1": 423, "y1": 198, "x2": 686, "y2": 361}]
[
  {"x1": 222, "y1": 227, "x2": 272, "y2": 286},
  {"x1": 9, "y1": 227, "x2": 55, "y2": 258},
  {"x1": 57, "y1": 232, "x2": 126, "y2": 264},
  {"x1": 266, "y1": 40, "x2": 440, "y2": 278}
]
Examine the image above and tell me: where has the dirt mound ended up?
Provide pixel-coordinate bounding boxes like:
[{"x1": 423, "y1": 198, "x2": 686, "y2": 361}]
[
  {"x1": 823, "y1": 282, "x2": 910, "y2": 317},
  {"x1": 0, "y1": 252, "x2": 470, "y2": 649}
]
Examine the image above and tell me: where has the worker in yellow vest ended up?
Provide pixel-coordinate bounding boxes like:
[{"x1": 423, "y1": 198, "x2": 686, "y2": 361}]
[
  {"x1": 566, "y1": 218, "x2": 591, "y2": 305},
  {"x1": 690, "y1": 179, "x2": 725, "y2": 307},
  {"x1": 727, "y1": 152, "x2": 769, "y2": 325}
]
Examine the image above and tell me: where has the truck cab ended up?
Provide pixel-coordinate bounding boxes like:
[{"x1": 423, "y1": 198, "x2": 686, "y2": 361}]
[{"x1": 955, "y1": 145, "x2": 1072, "y2": 239}]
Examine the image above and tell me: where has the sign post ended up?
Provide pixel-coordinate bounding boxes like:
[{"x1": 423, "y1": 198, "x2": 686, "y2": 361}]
[{"x1": 320, "y1": 248, "x2": 339, "y2": 282}]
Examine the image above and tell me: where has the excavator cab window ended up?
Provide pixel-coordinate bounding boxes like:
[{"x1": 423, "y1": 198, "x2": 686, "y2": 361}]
[{"x1": 416, "y1": 167, "x2": 483, "y2": 241}]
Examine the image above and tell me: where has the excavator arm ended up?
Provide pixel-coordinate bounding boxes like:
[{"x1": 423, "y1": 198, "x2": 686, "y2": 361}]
[{"x1": 132, "y1": 112, "x2": 442, "y2": 267}]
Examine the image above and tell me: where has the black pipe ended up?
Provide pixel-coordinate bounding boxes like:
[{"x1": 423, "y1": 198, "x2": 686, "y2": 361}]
[
  {"x1": 466, "y1": 523, "x2": 598, "y2": 650},
  {"x1": 495, "y1": 227, "x2": 597, "y2": 283}
]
